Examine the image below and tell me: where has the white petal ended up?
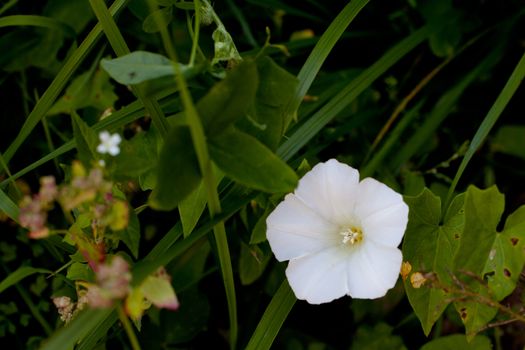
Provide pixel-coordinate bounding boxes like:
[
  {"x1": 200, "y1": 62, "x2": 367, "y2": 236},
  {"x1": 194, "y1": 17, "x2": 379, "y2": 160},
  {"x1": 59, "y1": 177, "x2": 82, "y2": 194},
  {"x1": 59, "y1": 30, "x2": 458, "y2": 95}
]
[
  {"x1": 110, "y1": 134, "x2": 122, "y2": 145},
  {"x1": 108, "y1": 145, "x2": 120, "y2": 156},
  {"x1": 97, "y1": 144, "x2": 107, "y2": 154},
  {"x1": 267, "y1": 194, "x2": 339, "y2": 261},
  {"x1": 346, "y1": 242, "x2": 402, "y2": 299},
  {"x1": 285, "y1": 246, "x2": 349, "y2": 304},
  {"x1": 294, "y1": 159, "x2": 360, "y2": 225},
  {"x1": 99, "y1": 131, "x2": 110, "y2": 142},
  {"x1": 361, "y1": 200, "x2": 408, "y2": 247}
]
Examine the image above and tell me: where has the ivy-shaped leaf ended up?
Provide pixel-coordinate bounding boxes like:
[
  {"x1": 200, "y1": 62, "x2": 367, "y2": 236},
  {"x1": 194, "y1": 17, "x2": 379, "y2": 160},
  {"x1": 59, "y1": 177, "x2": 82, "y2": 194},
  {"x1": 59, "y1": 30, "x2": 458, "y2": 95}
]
[
  {"x1": 402, "y1": 188, "x2": 465, "y2": 335},
  {"x1": 454, "y1": 186, "x2": 525, "y2": 339},
  {"x1": 209, "y1": 128, "x2": 298, "y2": 193},
  {"x1": 148, "y1": 126, "x2": 201, "y2": 211},
  {"x1": 198, "y1": 59, "x2": 258, "y2": 135},
  {"x1": 237, "y1": 56, "x2": 299, "y2": 150}
]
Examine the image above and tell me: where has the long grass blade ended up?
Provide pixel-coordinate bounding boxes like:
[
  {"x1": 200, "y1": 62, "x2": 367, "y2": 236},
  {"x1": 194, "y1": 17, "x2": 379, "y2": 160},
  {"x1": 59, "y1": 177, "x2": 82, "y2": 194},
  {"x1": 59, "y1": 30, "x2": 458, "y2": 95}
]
[
  {"x1": 278, "y1": 27, "x2": 428, "y2": 161},
  {"x1": 244, "y1": 280, "x2": 296, "y2": 350},
  {"x1": 283, "y1": 0, "x2": 370, "y2": 123},
  {"x1": 0, "y1": 15, "x2": 76, "y2": 37},
  {"x1": 446, "y1": 50, "x2": 525, "y2": 207}
]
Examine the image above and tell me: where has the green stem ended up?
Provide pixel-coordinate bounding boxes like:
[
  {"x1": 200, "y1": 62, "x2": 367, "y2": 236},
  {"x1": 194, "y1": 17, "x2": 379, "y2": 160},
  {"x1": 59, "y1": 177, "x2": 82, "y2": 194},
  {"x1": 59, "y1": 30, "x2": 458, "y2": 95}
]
[
  {"x1": 188, "y1": 1, "x2": 201, "y2": 66},
  {"x1": 150, "y1": 0, "x2": 238, "y2": 346},
  {"x1": 118, "y1": 305, "x2": 141, "y2": 350}
]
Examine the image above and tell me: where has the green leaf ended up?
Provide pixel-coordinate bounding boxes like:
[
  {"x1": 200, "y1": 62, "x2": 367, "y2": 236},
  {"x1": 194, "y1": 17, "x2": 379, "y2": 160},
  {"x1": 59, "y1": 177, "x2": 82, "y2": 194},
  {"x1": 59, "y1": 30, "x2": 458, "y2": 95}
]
[
  {"x1": 198, "y1": 60, "x2": 258, "y2": 135},
  {"x1": 491, "y1": 125, "x2": 525, "y2": 160},
  {"x1": 485, "y1": 205, "x2": 525, "y2": 300},
  {"x1": 239, "y1": 243, "x2": 271, "y2": 286},
  {"x1": 120, "y1": 208, "x2": 140, "y2": 258},
  {"x1": 453, "y1": 186, "x2": 504, "y2": 338},
  {"x1": 142, "y1": 6, "x2": 173, "y2": 33},
  {"x1": 238, "y1": 56, "x2": 298, "y2": 150},
  {"x1": 350, "y1": 323, "x2": 406, "y2": 350},
  {"x1": 420, "y1": 334, "x2": 491, "y2": 350},
  {"x1": 66, "y1": 262, "x2": 94, "y2": 282},
  {"x1": 402, "y1": 188, "x2": 465, "y2": 336},
  {"x1": 71, "y1": 112, "x2": 99, "y2": 166},
  {"x1": 179, "y1": 165, "x2": 223, "y2": 237},
  {"x1": 47, "y1": 68, "x2": 118, "y2": 115},
  {"x1": 454, "y1": 186, "x2": 504, "y2": 276},
  {"x1": 101, "y1": 51, "x2": 188, "y2": 85},
  {"x1": 148, "y1": 126, "x2": 202, "y2": 210},
  {"x1": 0, "y1": 266, "x2": 51, "y2": 294},
  {"x1": 209, "y1": 128, "x2": 298, "y2": 193}
]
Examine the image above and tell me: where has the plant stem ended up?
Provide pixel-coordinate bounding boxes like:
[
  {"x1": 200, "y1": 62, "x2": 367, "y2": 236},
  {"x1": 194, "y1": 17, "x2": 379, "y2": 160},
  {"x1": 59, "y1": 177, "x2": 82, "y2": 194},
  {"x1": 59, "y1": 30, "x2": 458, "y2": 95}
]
[{"x1": 118, "y1": 305, "x2": 141, "y2": 350}]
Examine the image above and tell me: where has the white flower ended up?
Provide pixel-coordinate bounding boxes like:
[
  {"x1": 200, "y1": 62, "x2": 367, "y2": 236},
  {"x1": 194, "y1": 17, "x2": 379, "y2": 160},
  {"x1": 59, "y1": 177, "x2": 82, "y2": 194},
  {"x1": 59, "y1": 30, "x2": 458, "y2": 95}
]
[
  {"x1": 266, "y1": 159, "x2": 408, "y2": 304},
  {"x1": 97, "y1": 131, "x2": 121, "y2": 156}
]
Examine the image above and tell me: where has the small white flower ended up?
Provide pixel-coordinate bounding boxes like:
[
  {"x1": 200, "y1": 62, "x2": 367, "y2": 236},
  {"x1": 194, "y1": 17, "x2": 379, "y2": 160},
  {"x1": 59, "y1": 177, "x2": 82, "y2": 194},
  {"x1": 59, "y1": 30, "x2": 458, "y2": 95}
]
[
  {"x1": 97, "y1": 131, "x2": 121, "y2": 156},
  {"x1": 266, "y1": 159, "x2": 409, "y2": 304}
]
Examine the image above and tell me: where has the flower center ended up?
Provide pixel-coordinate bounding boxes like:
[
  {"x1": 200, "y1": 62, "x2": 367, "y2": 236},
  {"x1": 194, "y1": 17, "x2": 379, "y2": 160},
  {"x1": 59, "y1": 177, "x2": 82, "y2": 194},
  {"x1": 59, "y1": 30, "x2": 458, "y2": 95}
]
[{"x1": 339, "y1": 227, "x2": 363, "y2": 245}]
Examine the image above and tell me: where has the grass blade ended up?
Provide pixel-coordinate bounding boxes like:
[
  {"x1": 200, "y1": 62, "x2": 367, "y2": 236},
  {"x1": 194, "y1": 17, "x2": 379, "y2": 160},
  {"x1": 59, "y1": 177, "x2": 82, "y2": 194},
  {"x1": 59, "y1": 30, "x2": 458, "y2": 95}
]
[
  {"x1": 0, "y1": 15, "x2": 76, "y2": 37},
  {"x1": 283, "y1": 0, "x2": 370, "y2": 125},
  {"x1": 278, "y1": 27, "x2": 428, "y2": 161},
  {"x1": 0, "y1": 266, "x2": 50, "y2": 294},
  {"x1": 446, "y1": 50, "x2": 525, "y2": 207},
  {"x1": 244, "y1": 280, "x2": 296, "y2": 350},
  {"x1": 0, "y1": 187, "x2": 19, "y2": 223}
]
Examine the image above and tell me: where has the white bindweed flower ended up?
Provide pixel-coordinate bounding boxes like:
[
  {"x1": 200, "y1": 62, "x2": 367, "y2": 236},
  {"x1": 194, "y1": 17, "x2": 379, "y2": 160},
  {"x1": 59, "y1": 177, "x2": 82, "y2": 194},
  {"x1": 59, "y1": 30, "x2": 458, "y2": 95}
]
[
  {"x1": 97, "y1": 131, "x2": 122, "y2": 156},
  {"x1": 266, "y1": 159, "x2": 409, "y2": 304}
]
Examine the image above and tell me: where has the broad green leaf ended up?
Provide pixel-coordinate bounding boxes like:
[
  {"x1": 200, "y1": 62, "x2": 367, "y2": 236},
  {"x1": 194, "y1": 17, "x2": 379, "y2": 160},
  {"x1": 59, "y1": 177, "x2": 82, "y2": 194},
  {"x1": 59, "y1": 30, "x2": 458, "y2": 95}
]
[
  {"x1": 238, "y1": 56, "x2": 298, "y2": 150},
  {"x1": 120, "y1": 208, "x2": 140, "y2": 258},
  {"x1": 142, "y1": 6, "x2": 173, "y2": 33},
  {"x1": 198, "y1": 60, "x2": 258, "y2": 135},
  {"x1": 454, "y1": 186, "x2": 504, "y2": 276},
  {"x1": 420, "y1": 334, "x2": 491, "y2": 350},
  {"x1": 453, "y1": 186, "x2": 503, "y2": 339},
  {"x1": 101, "y1": 51, "x2": 189, "y2": 85},
  {"x1": 350, "y1": 323, "x2": 406, "y2": 350},
  {"x1": 47, "y1": 68, "x2": 118, "y2": 115},
  {"x1": 179, "y1": 165, "x2": 223, "y2": 237},
  {"x1": 402, "y1": 188, "x2": 465, "y2": 335},
  {"x1": 491, "y1": 125, "x2": 525, "y2": 160},
  {"x1": 239, "y1": 243, "x2": 271, "y2": 286},
  {"x1": 71, "y1": 112, "x2": 99, "y2": 166},
  {"x1": 66, "y1": 262, "x2": 94, "y2": 282},
  {"x1": 148, "y1": 126, "x2": 201, "y2": 210},
  {"x1": 209, "y1": 128, "x2": 298, "y2": 193},
  {"x1": 485, "y1": 205, "x2": 525, "y2": 300},
  {"x1": 0, "y1": 266, "x2": 51, "y2": 294}
]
